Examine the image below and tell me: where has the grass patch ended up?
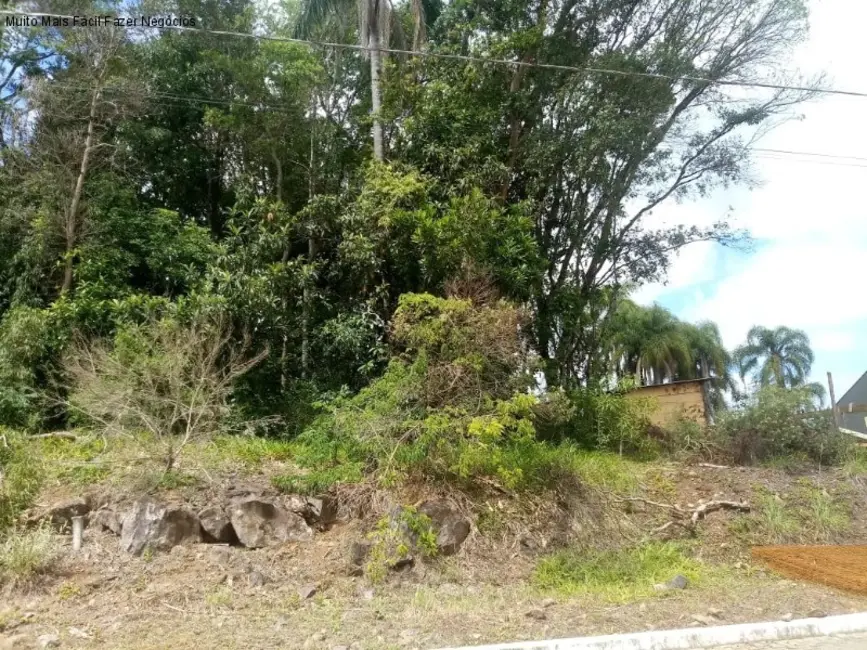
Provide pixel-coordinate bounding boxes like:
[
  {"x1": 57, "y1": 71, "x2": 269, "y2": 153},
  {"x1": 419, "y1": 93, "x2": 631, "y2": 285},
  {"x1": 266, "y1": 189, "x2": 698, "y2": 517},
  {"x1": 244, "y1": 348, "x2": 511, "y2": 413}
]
[
  {"x1": 731, "y1": 481, "x2": 851, "y2": 544},
  {"x1": 0, "y1": 428, "x2": 43, "y2": 530},
  {"x1": 0, "y1": 525, "x2": 60, "y2": 587},
  {"x1": 271, "y1": 464, "x2": 363, "y2": 496},
  {"x1": 562, "y1": 450, "x2": 642, "y2": 494},
  {"x1": 533, "y1": 542, "x2": 711, "y2": 603},
  {"x1": 201, "y1": 435, "x2": 295, "y2": 469},
  {"x1": 842, "y1": 447, "x2": 867, "y2": 477}
]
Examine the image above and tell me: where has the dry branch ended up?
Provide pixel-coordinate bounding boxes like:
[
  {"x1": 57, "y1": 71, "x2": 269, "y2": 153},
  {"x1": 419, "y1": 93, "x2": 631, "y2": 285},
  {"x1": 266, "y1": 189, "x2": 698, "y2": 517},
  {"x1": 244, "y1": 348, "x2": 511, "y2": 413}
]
[{"x1": 613, "y1": 494, "x2": 750, "y2": 538}]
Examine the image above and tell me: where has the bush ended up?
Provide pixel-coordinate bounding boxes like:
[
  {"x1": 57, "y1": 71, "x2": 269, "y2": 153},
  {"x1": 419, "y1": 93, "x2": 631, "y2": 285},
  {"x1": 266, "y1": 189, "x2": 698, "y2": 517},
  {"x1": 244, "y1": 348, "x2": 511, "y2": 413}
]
[
  {"x1": 66, "y1": 316, "x2": 266, "y2": 471},
  {"x1": 0, "y1": 428, "x2": 42, "y2": 531},
  {"x1": 283, "y1": 293, "x2": 583, "y2": 492},
  {"x1": 553, "y1": 385, "x2": 656, "y2": 456},
  {"x1": 715, "y1": 386, "x2": 851, "y2": 465}
]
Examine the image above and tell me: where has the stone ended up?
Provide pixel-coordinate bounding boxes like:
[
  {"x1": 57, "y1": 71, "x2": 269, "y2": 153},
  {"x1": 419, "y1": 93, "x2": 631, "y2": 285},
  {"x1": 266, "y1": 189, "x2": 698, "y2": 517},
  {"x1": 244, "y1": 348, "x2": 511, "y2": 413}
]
[
  {"x1": 91, "y1": 509, "x2": 122, "y2": 535},
  {"x1": 247, "y1": 570, "x2": 269, "y2": 587},
  {"x1": 541, "y1": 598, "x2": 557, "y2": 608},
  {"x1": 229, "y1": 497, "x2": 313, "y2": 548},
  {"x1": 524, "y1": 609, "x2": 547, "y2": 621},
  {"x1": 37, "y1": 635, "x2": 60, "y2": 649},
  {"x1": 298, "y1": 584, "x2": 318, "y2": 600},
  {"x1": 304, "y1": 496, "x2": 338, "y2": 526},
  {"x1": 691, "y1": 614, "x2": 717, "y2": 626},
  {"x1": 67, "y1": 628, "x2": 90, "y2": 640},
  {"x1": 417, "y1": 500, "x2": 471, "y2": 556},
  {"x1": 312, "y1": 630, "x2": 327, "y2": 642},
  {"x1": 331, "y1": 646, "x2": 349, "y2": 650},
  {"x1": 349, "y1": 541, "x2": 371, "y2": 566},
  {"x1": 119, "y1": 498, "x2": 202, "y2": 556},
  {"x1": 807, "y1": 609, "x2": 827, "y2": 618},
  {"x1": 48, "y1": 497, "x2": 90, "y2": 530},
  {"x1": 198, "y1": 506, "x2": 236, "y2": 544},
  {"x1": 666, "y1": 574, "x2": 689, "y2": 590},
  {"x1": 707, "y1": 608, "x2": 723, "y2": 619},
  {"x1": 781, "y1": 612, "x2": 795, "y2": 622}
]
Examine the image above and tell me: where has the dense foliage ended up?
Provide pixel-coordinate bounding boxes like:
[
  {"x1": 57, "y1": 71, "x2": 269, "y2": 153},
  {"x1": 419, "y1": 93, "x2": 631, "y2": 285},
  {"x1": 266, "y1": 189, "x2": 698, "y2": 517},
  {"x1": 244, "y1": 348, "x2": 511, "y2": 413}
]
[{"x1": 0, "y1": 0, "x2": 836, "y2": 478}]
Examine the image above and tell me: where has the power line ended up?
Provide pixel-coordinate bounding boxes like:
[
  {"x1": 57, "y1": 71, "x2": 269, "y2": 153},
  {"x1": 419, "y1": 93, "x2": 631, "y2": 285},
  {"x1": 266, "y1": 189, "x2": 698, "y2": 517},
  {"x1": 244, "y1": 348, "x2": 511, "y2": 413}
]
[
  {"x1": 4, "y1": 9, "x2": 867, "y2": 99},
  {"x1": 753, "y1": 147, "x2": 867, "y2": 163}
]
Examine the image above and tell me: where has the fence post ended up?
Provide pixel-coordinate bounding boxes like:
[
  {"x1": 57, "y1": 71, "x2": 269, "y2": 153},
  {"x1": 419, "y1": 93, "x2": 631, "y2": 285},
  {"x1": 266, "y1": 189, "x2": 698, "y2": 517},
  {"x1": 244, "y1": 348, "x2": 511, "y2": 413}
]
[{"x1": 827, "y1": 371, "x2": 840, "y2": 432}]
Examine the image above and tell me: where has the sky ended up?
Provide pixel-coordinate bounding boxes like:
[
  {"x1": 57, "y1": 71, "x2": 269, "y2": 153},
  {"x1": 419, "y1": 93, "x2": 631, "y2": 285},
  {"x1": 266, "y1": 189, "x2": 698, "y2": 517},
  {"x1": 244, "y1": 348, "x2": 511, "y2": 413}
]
[{"x1": 632, "y1": 0, "x2": 867, "y2": 401}]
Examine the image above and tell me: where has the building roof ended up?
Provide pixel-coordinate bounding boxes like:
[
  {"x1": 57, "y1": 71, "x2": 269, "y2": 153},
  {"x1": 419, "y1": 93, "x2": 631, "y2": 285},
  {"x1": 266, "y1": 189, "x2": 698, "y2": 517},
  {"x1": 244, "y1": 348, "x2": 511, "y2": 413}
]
[
  {"x1": 837, "y1": 371, "x2": 867, "y2": 406},
  {"x1": 632, "y1": 377, "x2": 713, "y2": 389}
]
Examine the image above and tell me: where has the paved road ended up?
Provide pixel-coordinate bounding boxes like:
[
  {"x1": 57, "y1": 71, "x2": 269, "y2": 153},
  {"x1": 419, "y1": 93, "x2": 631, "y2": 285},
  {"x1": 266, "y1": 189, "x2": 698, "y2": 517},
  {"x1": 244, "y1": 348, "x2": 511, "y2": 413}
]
[{"x1": 725, "y1": 633, "x2": 867, "y2": 649}]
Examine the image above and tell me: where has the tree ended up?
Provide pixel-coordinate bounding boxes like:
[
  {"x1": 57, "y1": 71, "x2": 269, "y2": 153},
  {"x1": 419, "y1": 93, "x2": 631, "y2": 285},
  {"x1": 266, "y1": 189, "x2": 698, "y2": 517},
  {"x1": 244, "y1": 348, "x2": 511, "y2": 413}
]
[
  {"x1": 733, "y1": 325, "x2": 817, "y2": 392},
  {"x1": 296, "y1": 0, "x2": 441, "y2": 161},
  {"x1": 611, "y1": 301, "x2": 692, "y2": 386},
  {"x1": 396, "y1": 0, "x2": 815, "y2": 387},
  {"x1": 682, "y1": 320, "x2": 739, "y2": 411}
]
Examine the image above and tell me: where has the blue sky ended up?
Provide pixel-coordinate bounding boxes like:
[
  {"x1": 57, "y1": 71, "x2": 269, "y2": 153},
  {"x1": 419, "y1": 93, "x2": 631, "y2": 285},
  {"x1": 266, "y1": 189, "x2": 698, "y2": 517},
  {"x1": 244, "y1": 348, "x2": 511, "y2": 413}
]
[{"x1": 632, "y1": 0, "x2": 867, "y2": 400}]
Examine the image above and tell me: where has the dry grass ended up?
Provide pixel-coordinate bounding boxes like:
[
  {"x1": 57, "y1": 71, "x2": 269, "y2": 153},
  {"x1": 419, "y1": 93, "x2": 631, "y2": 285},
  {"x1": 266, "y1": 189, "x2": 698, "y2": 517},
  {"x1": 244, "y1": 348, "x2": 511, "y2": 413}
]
[{"x1": 0, "y1": 525, "x2": 61, "y2": 587}]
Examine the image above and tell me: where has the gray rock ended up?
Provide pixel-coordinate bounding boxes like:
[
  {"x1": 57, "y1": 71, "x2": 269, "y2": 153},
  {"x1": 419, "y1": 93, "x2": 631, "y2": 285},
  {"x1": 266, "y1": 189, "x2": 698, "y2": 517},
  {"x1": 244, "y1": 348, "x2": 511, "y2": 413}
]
[
  {"x1": 120, "y1": 498, "x2": 202, "y2": 556},
  {"x1": 666, "y1": 574, "x2": 689, "y2": 590},
  {"x1": 349, "y1": 541, "x2": 371, "y2": 566},
  {"x1": 298, "y1": 584, "x2": 318, "y2": 600},
  {"x1": 707, "y1": 608, "x2": 723, "y2": 619},
  {"x1": 37, "y1": 635, "x2": 60, "y2": 649},
  {"x1": 417, "y1": 500, "x2": 470, "y2": 556},
  {"x1": 524, "y1": 608, "x2": 547, "y2": 620},
  {"x1": 91, "y1": 508, "x2": 122, "y2": 535},
  {"x1": 781, "y1": 612, "x2": 795, "y2": 622},
  {"x1": 807, "y1": 609, "x2": 827, "y2": 618},
  {"x1": 67, "y1": 627, "x2": 91, "y2": 640},
  {"x1": 48, "y1": 497, "x2": 90, "y2": 530},
  {"x1": 229, "y1": 497, "x2": 313, "y2": 548},
  {"x1": 691, "y1": 614, "x2": 717, "y2": 626},
  {"x1": 247, "y1": 570, "x2": 270, "y2": 587},
  {"x1": 305, "y1": 496, "x2": 338, "y2": 526},
  {"x1": 198, "y1": 506, "x2": 236, "y2": 544}
]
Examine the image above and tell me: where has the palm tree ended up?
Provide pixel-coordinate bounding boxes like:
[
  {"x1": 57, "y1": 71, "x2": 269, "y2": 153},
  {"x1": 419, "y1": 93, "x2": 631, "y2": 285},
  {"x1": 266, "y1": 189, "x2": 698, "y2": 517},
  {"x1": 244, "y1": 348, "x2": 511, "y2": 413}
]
[
  {"x1": 296, "y1": 0, "x2": 441, "y2": 161},
  {"x1": 733, "y1": 325, "x2": 816, "y2": 391},
  {"x1": 611, "y1": 301, "x2": 692, "y2": 386},
  {"x1": 682, "y1": 321, "x2": 739, "y2": 412}
]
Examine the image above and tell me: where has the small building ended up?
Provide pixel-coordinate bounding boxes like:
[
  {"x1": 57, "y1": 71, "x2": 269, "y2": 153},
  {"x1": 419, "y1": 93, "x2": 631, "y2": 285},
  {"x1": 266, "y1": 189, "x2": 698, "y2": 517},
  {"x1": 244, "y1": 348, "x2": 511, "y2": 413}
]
[
  {"x1": 625, "y1": 377, "x2": 713, "y2": 428},
  {"x1": 837, "y1": 371, "x2": 867, "y2": 435}
]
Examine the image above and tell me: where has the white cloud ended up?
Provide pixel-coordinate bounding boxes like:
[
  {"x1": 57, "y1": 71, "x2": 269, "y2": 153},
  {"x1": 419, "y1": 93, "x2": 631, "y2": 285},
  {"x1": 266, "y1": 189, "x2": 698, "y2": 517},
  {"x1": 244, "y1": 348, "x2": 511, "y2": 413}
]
[{"x1": 634, "y1": 0, "x2": 867, "y2": 387}]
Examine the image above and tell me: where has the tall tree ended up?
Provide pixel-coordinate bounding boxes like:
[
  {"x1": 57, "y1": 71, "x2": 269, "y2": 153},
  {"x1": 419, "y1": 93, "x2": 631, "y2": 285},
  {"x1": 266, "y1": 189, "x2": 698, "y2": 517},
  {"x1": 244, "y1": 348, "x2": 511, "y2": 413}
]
[
  {"x1": 296, "y1": 0, "x2": 441, "y2": 160},
  {"x1": 611, "y1": 301, "x2": 692, "y2": 386},
  {"x1": 734, "y1": 325, "x2": 816, "y2": 390}
]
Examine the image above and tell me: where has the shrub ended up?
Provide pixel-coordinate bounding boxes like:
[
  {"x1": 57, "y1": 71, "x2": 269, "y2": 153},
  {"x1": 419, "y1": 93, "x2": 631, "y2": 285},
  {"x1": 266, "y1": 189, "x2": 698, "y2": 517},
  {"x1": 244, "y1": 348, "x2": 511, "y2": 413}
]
[
  {"x1": 561, "y1": 385, "x2": 657, "y2": 456},
  {"x1": 0, "y1": 428, "x2": 42, "y2": 531},
  {"x1": 0, "y1": 525, "x2": 59, "y2": 587},
  {"x1": 365, "y1": 507, "x2": 438, "y2": 583},
  {"x1": 715, "y1": 386, "x2": 851, "y2": 465},
  {"x1": 65, "y1": 316, "x2": 267, "y2": 471},
  {"x1": 286, "y1": 293, "x2": 583, "y2": 492}
]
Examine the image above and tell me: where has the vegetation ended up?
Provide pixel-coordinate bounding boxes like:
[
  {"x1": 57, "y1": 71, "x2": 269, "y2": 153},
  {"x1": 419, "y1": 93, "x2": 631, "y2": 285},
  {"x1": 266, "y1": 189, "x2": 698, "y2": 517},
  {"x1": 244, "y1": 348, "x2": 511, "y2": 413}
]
[
  {"x1": 0, "y1": 525, "x2": 59, "y2": 587},
  {"x1": 534, "y1": 542, "x2": 712, "y2": 603}
]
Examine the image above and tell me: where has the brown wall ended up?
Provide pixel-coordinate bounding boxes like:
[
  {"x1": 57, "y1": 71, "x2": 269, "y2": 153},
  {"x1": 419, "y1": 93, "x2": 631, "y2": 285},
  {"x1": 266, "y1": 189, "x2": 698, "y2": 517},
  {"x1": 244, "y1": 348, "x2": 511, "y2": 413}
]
[{"x1": 625, "y1": 381, "x2": 708, "y2": 427}]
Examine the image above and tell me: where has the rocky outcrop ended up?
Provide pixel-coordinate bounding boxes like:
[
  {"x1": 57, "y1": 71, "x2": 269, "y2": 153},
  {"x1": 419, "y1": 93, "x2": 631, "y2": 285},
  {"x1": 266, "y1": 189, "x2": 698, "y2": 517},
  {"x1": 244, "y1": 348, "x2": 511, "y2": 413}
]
[
  {"x1": 91, "y1": 508, "x2": 122, "y2": 535},
  {"x1": 229, "y1": 497, "x2": 313, "y2": 548},
  {"x1": 120, "y1": 498, "x2": 202, "y2": 556},
  {"x1": 47, "y1": 497, "x2": 91, "y2": 530},
  {"x1": 418, "y1": 500, "x2": 471, "y2": 556}
]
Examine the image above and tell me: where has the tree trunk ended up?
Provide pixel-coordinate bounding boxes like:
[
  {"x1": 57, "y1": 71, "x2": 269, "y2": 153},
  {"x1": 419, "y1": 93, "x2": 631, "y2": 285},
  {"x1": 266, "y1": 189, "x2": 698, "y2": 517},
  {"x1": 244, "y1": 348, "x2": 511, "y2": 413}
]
[
  {"x1": 368, "y1": 26, "x2": 384, "y2": 162},
  {"x1": 61, "y1": 85, "x2": 101, "y2": 294},
  {"x1": 272, "y1": 150, "x2": 283, "y2": 202}
]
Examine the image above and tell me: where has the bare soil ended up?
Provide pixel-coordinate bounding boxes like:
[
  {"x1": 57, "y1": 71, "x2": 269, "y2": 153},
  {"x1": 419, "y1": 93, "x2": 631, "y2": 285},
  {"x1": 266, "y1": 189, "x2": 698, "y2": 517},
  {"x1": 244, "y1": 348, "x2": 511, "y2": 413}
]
[{"x1": 753, "y1": 546, "x2": 867, "y2": 596}]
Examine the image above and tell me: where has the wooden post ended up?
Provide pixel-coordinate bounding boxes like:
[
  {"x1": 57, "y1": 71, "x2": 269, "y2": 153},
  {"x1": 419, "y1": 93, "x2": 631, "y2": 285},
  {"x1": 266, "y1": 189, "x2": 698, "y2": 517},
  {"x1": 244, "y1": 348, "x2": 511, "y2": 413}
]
[
  {"x1": 827, "y1": 371, "x2": 840, "y2": 431},
  {"x1": 71, "y1": 516, "x2": 84, "y2": 552}
]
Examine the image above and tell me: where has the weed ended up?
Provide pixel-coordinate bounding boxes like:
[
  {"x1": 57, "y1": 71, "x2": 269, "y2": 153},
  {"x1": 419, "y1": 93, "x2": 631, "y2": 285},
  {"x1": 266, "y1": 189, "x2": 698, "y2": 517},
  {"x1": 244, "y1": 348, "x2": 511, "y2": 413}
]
[
  {"x1": 142, "y1": 547, "x2": 154, "y2": 563},
  {"x1": 0, "y1": 525, "x2": 59, "y2": 587},
  {"x1": 271, "y1": 464, "x2": 363, "y2": 496},
  {"x1": 0, "y1": 428, "x2": 43, "y2": 531},
  {"x1": 842, "y1": 447, "x2": 867, "y2": 477},
  {"x1": 205, "y1": 585, "x2": 232, "y2": 608},
  {"x1": 798, "y1": 482, "x2": 850, "y2": 541},
  {"x1": 154, "y1": 470, "x2": 200, "y2": 490},
  {"x1": 476, "y1": 505, "x2": 506, "y2": 537},
  {"x1": 57, "y1": 580, "x2": 82, "y2": 601},
  {"x1": 534, "y1": 542, "x2": 710, "y2": 603},
  {"x1": 644, "y1": 469, "x2": 677, "y2": 499},
  {"x1": 365, "y1": 507, "x2": 438, "y2": 583},
  {"x1": 204, "y1": 435, "x2": 294, "y2": 469}
]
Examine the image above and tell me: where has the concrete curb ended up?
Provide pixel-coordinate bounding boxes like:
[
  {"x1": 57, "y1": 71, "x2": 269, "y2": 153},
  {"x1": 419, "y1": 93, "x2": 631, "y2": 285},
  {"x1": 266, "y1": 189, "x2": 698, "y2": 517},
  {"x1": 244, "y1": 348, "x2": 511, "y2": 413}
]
[{"x1": 434, "y1": 612, "x2": 867, "y2": 650}]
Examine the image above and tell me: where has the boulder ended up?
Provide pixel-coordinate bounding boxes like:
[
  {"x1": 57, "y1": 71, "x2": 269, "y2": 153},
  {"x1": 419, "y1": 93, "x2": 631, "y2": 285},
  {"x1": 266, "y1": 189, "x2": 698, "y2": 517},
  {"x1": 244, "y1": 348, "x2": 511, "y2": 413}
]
[
  {"x1": 349, "y1": 541, "x2": 371, "y2": 566},
  {"x1": 283, "y1": 494, "x2": 339, "y2": 527},
  {"x1": 418, "y1": 500, "x2": 471, "y2": 556},
  {"x1": 91, "y1": 508, "x2": 122, "y2": 535},
  {"x1": 198, "y1": 506, "x2": 236, "y2": 544},
  {"x1": 48, "y1": 497, "x2": 90, "y2": 530},
  {"x1": 120, "y1": 498, "x2": 202, "y2": 556},
  {"x1": 228, "y1": 497, "x2": 313, "y2": 548}
]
